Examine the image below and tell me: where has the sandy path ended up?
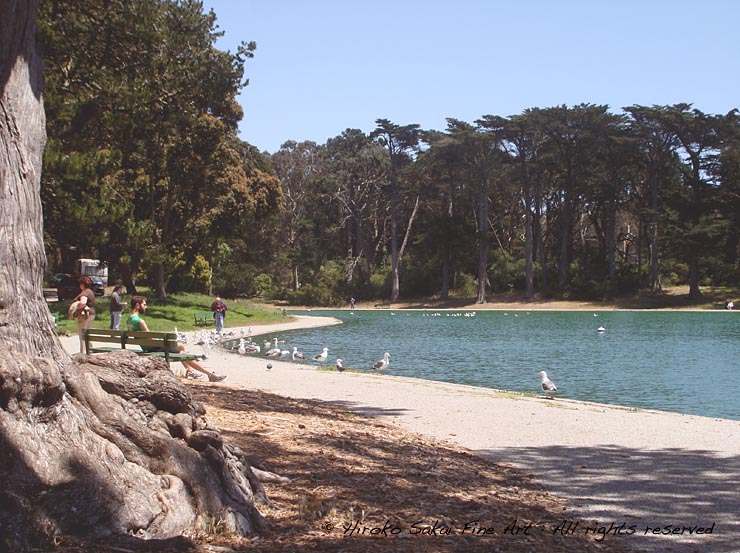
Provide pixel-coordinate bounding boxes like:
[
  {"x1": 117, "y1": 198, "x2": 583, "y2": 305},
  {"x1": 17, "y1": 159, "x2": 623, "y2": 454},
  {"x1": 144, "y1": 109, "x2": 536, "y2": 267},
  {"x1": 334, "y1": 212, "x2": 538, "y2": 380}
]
[{"x1": 61, "y1": 315, "x2": 740, "y2": 552}]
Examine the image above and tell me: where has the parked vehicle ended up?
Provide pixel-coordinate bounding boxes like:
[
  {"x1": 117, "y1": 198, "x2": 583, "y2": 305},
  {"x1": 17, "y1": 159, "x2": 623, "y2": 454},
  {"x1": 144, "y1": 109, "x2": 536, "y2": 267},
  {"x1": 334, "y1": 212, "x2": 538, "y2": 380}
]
[
  {"x1": 50, "y1": 273, "x2": 70, "y2": 287},
  {"x1": 88, "y1": 275, "x2": 106, "y2": 296},
  {"x1": 77, "y1": 258, "x2": 108, "y2": 286},
  {"x1": 56, "y1": 275, "x2": 81, "y2": 301},
  {"x1": 57, "y1": 274, "x2": 105, "y2": 300}
]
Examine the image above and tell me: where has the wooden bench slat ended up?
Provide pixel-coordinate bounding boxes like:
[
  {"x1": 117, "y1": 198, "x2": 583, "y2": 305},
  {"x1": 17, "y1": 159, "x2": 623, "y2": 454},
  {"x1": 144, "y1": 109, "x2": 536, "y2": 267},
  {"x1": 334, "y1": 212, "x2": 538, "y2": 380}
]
[{"x1": 83, "y1": 329, "x2": 203, "y2": 365}]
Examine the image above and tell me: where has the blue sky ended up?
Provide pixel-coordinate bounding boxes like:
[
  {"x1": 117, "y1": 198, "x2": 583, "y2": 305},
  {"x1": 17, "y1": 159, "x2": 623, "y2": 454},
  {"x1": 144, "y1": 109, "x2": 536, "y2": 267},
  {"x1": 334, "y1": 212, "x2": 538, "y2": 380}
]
[{"x1": 201, "y1": 1, "x2": 739, "y2": 153}]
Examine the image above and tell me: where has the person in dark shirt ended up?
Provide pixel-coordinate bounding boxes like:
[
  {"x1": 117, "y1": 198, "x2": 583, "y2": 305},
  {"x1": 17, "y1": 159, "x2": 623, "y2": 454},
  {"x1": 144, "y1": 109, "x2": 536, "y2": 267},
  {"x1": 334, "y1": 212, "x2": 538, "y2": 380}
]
[{"x1": 109, "y1": 284, "x2": 126, "y2": 330}]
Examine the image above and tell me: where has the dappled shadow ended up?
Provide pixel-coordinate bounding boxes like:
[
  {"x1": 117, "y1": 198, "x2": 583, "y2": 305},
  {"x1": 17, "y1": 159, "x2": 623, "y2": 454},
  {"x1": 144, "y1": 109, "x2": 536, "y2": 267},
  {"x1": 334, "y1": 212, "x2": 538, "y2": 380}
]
[
  {"x1": 325, "y1": 399, "x2": 412, "y2": 418},
  {"x1": 478, "y1": 444, "x2": 740, "y2": 552},
  {"x1": 187, "y1": 385, "x2": 638, "y2": 553}
]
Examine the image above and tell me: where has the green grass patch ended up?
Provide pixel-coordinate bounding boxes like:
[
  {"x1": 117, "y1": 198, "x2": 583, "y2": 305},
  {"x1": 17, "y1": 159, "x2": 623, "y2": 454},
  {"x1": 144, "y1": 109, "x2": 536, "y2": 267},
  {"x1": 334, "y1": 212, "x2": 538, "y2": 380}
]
[{"x1": 49, "y1": 290, "x2": 289, "y2": 334}]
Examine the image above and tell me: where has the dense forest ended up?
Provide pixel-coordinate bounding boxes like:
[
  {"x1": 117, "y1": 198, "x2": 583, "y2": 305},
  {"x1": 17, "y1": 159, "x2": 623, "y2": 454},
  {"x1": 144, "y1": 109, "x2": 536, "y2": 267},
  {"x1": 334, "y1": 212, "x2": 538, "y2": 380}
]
[{"x1": 39, "y1": 0, "x2": 740, "y2": 305}]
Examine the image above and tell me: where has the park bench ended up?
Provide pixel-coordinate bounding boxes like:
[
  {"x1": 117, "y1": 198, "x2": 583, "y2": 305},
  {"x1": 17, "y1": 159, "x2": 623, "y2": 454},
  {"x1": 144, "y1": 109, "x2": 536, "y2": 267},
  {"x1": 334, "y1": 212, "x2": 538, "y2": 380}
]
[
  {"x1": 194, "y1": 311, "x2": 213, "y2": 325},
  {"x1": 83, "y1": 328, "x2": 204, "y2": 364}
]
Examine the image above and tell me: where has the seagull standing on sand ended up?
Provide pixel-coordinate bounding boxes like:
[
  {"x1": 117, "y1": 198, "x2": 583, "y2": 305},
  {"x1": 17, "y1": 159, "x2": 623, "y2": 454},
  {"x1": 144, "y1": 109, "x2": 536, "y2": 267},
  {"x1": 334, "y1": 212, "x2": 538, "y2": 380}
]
[
  {"x1": 336, "y1": 359, "x2": 345, "y2": 372},
  {"x1": 314, "y1": 347, "x2": 329, "y2": 363},
  {"x1": 537, "y1": 370, "x2": 557, "y2": 399},
  {"x1": 372, "y1": 352, "x2": 391, "y2": 370}
]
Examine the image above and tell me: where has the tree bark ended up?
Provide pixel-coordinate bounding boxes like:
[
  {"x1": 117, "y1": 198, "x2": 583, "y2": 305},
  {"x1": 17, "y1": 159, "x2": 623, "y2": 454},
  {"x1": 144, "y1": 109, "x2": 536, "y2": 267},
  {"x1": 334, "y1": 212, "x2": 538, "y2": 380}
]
[
  {"x1": 0, "y1": 4, "x2": 266, "y2": 549},
  {"x1": 0, "y1": 0, "x2": 61, "y2": 360}
]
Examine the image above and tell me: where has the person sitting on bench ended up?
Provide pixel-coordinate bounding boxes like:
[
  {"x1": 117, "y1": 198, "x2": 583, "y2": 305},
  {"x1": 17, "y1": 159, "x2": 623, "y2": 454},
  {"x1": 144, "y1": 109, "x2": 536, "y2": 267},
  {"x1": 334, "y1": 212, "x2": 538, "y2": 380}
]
[{"x1": 126, "y1": 295, "x2": 226, "y2": 382}]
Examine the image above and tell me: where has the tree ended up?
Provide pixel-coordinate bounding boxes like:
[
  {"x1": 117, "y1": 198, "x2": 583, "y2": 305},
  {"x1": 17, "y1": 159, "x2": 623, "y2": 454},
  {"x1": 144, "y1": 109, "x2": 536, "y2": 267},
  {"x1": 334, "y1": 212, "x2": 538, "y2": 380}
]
[
  {"x1": 625, "y1": 105, "x2": 680, "y2": 293},
  {"x1": 444, "y1": 118, "x2": 504, "y2": 304},
  {"x1": 653, "y1": 105, "x2": 723, "y2": 299},
  {"x1": 39, "y1": 0, "x2": 258, "y2": 298},
  {"x1": 1, "y1": 2, "x2": 267, "y2": 548},
  {"x1": 372, "y1": 119, "x2": 420, "y2": 302},
  {"x1": 417, "y1": 130, "x2": 470, "y2": 300}
]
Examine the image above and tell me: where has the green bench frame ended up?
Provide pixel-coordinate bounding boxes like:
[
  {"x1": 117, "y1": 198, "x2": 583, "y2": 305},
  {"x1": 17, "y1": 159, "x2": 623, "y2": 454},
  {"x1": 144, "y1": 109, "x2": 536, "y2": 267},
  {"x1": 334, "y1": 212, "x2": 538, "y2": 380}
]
[
  {"x1": 194, "y1": 311, "x2": 213, "y2": 325},
  {"x1": 83, "y1": 328, "x2": 204, "y2": 364}
]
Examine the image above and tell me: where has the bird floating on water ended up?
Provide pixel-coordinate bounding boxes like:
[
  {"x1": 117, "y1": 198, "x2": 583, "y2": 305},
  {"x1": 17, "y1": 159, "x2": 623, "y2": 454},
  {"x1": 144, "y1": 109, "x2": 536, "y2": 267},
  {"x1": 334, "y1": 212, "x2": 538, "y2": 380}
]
[
  {"x1": 372, "y1": 352, "x2": 391, "y2": 370},
  {"x1": 537, "y1": 370, "x2": 557, "y2": 399},
  {"x1": 292, "y1": 346, "x2": 305, "y2": 361},
  {"x1": 314, "y1": 347, "x2": 329, "y2": 363},
  {"x1": 265, "y1": 345, "x2": 281, "y2": 357},
  {"x1": 597, "y1": 325, "x2": 606, "y2": 333},
  {"x1": 336, "y1": 359, "x2": 345, "y2": 372}
]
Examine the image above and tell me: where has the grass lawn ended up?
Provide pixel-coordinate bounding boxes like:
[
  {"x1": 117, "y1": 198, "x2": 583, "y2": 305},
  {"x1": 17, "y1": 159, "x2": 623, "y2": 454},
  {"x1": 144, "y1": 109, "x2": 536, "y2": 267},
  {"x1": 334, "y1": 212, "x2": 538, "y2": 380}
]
[{"x1": 50, "y1": 290, "x2": 289, "y2": 334}]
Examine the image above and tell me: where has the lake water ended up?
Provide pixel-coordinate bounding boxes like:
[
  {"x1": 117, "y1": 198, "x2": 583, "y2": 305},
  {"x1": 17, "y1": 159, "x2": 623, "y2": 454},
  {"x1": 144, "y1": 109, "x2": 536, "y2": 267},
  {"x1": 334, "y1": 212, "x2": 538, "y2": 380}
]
[{"x1": 231, "y1": 309, "x2": 740, "y2": 421}]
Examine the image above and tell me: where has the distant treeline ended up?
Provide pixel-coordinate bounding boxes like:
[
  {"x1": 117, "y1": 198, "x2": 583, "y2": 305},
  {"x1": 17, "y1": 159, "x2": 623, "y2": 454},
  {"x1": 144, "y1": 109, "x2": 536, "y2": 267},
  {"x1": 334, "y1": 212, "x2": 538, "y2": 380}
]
[{"x1": 39, "y1": 1, "x2": 740, "y2": 304}]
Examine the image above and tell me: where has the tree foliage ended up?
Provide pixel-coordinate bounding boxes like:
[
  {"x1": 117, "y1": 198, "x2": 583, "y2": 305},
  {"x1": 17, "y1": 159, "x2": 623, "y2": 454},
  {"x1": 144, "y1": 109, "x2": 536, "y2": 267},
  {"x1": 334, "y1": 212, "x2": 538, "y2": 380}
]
[
  {"x1": 39, "y1": 0, "x2": 279, "y2": 299},
  {"x1": 39, "y1": 2, "x2": 740, "y2": 305}
]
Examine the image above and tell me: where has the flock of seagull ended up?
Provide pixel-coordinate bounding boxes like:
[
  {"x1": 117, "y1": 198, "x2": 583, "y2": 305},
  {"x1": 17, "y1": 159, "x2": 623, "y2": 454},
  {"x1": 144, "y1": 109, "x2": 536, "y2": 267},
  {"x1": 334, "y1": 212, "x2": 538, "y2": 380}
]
[
  {"x1": 177, "y1": 315, "x2": 611, "y2": 398},
  {"x1": 224, "y1": 334, "x2": 391, "y2": 373}
]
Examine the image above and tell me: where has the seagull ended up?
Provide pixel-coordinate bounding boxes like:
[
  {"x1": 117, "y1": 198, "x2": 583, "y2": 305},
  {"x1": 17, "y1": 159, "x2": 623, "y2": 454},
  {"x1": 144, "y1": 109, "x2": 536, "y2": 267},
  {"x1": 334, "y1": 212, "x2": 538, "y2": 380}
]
[
  {"x1": 313, "y1": 347, "x2": 329, "y2": 363},
  {"x1": 372, "y1": 352, "x2": 391, "y2": 370},
  {"x1": 597, "y1": 325, "x2": 606, "y2": 333},
  {"x1": 336, "y1": 359, "x2": 345, "y2": 372},
  {"x1": 292, "y1": 346, "x2": 305, "y2": 361},
  {"x1": 265, "y1": 346, "x2": 281, "y2": 357},
  {"x1": 537, "y1": 370, "x2": 557, "y2": 399},
  {"x1": 237, "y1": 338, "x2": 246, "y2": 356}
]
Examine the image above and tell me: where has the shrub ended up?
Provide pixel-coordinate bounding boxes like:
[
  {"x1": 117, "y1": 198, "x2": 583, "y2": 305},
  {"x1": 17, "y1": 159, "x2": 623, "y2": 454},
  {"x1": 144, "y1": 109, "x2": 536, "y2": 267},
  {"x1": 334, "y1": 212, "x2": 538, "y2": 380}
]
[
  {"x1": 253, "y1": 273, "x2": 273, "y2": 297},
  {"x1": 213, "y1": 262, "x2": 258, "y2": 297}
]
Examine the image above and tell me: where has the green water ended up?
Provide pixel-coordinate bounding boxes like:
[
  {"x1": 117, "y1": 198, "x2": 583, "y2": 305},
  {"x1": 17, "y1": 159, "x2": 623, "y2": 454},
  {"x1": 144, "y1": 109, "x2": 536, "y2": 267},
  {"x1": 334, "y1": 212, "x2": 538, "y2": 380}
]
[{"x1": 241, "y1": 309, "x2": 740, "y2": 421}]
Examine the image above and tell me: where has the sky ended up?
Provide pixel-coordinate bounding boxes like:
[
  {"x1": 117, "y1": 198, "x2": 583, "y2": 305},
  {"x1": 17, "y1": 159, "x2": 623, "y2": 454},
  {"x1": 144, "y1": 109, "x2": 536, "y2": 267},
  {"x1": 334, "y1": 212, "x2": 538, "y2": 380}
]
[{"x1": 201, "y1": 0, "x2": 739, "y2": 154}]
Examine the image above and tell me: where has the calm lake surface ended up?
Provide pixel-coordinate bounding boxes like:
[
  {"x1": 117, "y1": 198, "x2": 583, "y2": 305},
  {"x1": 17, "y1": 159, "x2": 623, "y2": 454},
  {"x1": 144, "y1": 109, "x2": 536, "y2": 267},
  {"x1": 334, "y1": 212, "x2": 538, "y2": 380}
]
[{"x1": 241, "y1": 309, "x2": 740, "y2": 421}]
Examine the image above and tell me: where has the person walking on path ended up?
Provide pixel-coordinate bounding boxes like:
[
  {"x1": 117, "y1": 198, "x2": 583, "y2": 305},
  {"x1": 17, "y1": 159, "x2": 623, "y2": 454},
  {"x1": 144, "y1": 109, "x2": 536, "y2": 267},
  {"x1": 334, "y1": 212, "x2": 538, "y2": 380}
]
[
  {"x1": 127, "y1": 295, "x2": 226, "y2": 382},
  {"x1": 109, "y1": 284, "x2": 126, "y2": 330},
  {"x1": 211, "y1": 295, "x2": 227, "y2": 334}
]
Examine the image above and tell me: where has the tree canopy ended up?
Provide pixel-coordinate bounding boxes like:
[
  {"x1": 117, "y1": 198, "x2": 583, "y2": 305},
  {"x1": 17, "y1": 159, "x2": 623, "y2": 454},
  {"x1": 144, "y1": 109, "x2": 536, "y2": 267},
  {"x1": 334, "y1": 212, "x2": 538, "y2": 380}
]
[{"x1": 39, "y1": 1, "x2": 740, "y2": 304}]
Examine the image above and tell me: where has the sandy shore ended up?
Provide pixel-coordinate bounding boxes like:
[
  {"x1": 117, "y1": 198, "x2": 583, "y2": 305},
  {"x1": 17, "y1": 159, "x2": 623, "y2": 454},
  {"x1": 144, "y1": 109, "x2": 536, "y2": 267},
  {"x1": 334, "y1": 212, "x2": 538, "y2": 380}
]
[{"x1": 61, "y1": 315, "x2": 740, "y2": 552}]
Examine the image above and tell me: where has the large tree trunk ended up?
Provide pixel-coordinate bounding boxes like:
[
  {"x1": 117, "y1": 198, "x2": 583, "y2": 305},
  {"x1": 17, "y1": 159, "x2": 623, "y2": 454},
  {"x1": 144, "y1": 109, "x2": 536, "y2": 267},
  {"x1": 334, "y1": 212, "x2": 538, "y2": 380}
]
[
  {"x1": 0, "y1": 3, "x2": 266, "y2": 549},
  {"x1": 0, "y1": 0, "x2": 60, "y2": 360}
]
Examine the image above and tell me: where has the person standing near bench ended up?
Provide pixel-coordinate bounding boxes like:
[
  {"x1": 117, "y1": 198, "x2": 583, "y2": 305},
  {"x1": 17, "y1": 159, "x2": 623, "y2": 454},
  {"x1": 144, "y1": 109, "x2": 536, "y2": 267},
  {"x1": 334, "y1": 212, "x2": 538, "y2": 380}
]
[
  {"x1": 127, "y1": 295, "x2": 226, "y2": 382},
  {"x1": 211, "y1": 295, "x2": 227, "y2": 334},
  {"x1": 109, "y1": 284, "x2": 126, "y2": 330},
  {"x1": 74, "y1": 276, "x2": 96, "y2": 354}
]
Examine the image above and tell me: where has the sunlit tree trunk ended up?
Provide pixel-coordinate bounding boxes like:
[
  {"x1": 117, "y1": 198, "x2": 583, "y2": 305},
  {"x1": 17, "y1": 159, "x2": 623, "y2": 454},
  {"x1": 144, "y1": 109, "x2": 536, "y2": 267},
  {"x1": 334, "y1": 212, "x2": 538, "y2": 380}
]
[{"x1": 0, "y1": 0, "x2": 63, "y2": 360}]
